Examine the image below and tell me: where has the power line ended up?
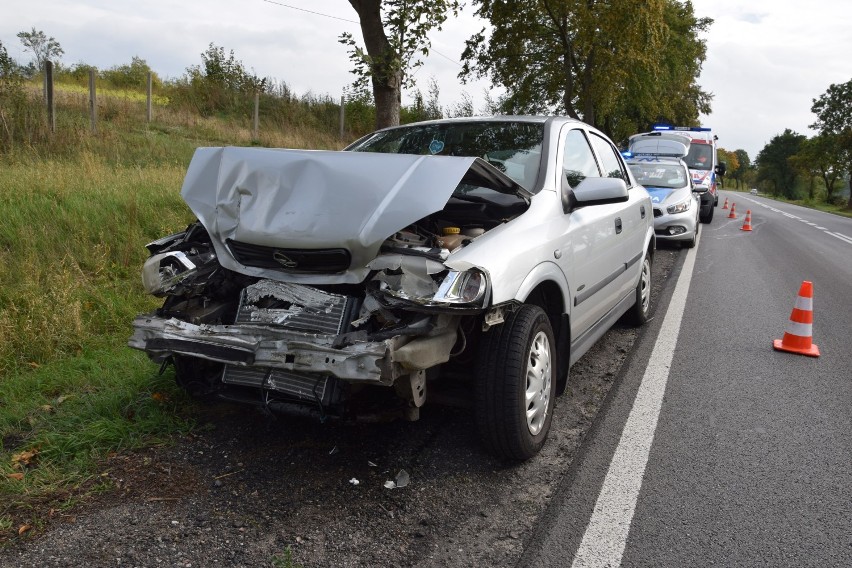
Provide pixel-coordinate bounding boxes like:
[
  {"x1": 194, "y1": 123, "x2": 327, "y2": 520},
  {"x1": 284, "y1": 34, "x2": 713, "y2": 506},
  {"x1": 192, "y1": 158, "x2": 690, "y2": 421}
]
[
  {"x1": 261, "y1": 0, "x2": 359, "y2": 24},
  {"x1": 260, "y1": 0, "x2": 463, "y2": 67}
]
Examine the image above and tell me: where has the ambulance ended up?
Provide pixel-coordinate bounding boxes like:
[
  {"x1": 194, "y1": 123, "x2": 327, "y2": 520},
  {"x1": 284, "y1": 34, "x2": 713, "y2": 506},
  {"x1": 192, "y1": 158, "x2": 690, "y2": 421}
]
[{"x1": 628, "y1": 125, "x2": 726, "y2": 223}]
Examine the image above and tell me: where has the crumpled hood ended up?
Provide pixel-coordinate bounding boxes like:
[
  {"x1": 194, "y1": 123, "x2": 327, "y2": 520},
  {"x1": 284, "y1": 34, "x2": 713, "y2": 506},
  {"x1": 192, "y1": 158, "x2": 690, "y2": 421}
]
[{"x1": 181, "y1": 147, "x2": 523, "y2": 284}]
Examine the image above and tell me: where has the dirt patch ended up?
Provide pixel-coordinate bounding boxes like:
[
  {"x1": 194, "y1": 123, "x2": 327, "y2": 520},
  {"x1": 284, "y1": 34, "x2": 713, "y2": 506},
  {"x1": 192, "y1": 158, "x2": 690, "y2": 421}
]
[{"x1": 0, "y1": 249, "x2": 677, "y2": 568}]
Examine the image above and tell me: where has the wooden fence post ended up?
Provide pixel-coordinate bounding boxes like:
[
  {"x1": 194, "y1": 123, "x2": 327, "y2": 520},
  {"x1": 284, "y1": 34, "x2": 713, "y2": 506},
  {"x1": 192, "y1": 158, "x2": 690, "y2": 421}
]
[
  {"x1": 146, "y1": 72, "x2": 153, "y2": 123},
  {"x1": 253, "y1": 91, "x2": 259, "y2": 140},
  {"x1": 45, "y1": 61, "x2": 55, "y2": 133},
  {"x1": 88, "y1": 68, "x2": 97, "y2": 134},
  {"x1": 339, "y1": 95, "x2": 345, "y2": 141}
]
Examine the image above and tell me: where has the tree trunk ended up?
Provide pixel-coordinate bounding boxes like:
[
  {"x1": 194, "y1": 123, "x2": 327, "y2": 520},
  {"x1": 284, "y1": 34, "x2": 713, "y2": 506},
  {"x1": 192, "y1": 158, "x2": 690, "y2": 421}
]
[{"x1": 348, "y1": 0, "x2": 402, "y2": 129}]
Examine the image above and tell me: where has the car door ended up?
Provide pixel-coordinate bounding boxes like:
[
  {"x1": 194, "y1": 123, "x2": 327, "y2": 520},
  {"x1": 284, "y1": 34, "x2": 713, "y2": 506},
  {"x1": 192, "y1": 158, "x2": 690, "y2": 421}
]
[
  {"x1": 587, "y1": 132, "x2": 648, "y2": 300},
  {"x1": 555, "y1": 127, "x2": 626, "y2": 339}
]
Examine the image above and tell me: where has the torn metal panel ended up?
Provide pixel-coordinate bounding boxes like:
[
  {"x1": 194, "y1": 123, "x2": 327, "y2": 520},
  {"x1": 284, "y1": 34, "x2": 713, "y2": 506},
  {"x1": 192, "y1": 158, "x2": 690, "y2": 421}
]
[
  {"x1": 239, "y1": 280, "x2": 351, "y2": 333},
  {"x1": 368, "y1": 254, "x2": 446, "y2": 301}
]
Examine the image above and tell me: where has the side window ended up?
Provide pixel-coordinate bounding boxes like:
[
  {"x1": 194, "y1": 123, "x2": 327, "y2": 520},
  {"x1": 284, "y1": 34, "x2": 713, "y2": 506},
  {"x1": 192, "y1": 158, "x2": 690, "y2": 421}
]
[
  {"x1": 589, "y1": 133, "x2": 628, "y2": 182},
  {"x1": 562, "y1": 129, "x2": 601, "y2": 187}
]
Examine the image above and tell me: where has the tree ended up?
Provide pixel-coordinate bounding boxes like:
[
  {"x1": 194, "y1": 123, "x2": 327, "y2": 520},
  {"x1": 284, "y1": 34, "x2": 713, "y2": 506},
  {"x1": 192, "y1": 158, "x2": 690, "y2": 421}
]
[
  {"x1": 755, "y1": 129, "x2": 806, "y2": 198},
  {"x1": 342, "y1": 0, "x2": 460, "y2": 129},
  {"x1": 101, "y1": 56, "x2": 162, "y2": 90},
  {"x1": 810, "y1": 79, "x2": 852, "y2": 208},
  {"x1": 724, "y1": 149, "x2": 751, "y2": 190},
  {"x1": 460, "y1": 0, "x2": 712, "y2": 142},
  {"x1": 17, "y1": 27, "x2": 64, "y2": 71},
  {"x1": 791, "y1": 135, "x2": 846, "y2": 203},
  {"x1": 175, "y1": 44, "x2": 266, "y2": 116}
]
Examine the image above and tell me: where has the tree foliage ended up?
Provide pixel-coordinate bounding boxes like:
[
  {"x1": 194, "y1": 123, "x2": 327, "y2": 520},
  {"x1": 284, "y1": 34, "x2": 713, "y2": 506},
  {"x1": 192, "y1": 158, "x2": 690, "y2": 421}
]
[
  {"x1": 460, "y1": 0, "x2": 712, "y2": 142},
  {"x1": 810, "y1": 78, "x2": 852, "y2": 208},
  {"x1": 755, "y1": 129, "x2": 806, "y2": 199},
  {"x1": 170, "y1": 44, "x2": 267, "y2": 116},
  {"x1": 342, "y1": 0, "x2": 460, "y2": 129},
  {"x1": 790, "y1": 135, "x2": 846, "y2": 202},
  {"x1": 724, "y1": 148, "x2": 751, "y2": 189},
  {"x1": 101, "y1": 56, "x2": 163, "y2": 90},
  {"x1": 17, "y1": 27, "x2": 64, "y2": 71}
]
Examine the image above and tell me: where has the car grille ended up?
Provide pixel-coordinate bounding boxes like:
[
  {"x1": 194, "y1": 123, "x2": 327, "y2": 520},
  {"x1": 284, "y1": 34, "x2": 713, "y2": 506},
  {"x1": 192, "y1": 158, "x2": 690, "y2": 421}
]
[
  {"x1": 226, "y1": 239, "x2": 351, "y2": 273},
  {"x1": 653, "y1": 208, "x2": 663, "y2": 218}
]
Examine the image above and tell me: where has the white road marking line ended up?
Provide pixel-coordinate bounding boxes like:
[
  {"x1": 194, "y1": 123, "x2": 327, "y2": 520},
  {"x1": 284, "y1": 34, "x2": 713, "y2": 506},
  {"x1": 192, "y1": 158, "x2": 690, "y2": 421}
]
[
  {"x1": 570, "y1": 228, "x2": 698, "y2": 568},
  {"x1": 836, "y1": 232, "x2": 852, "y2": 240},
  {"x1": 827, "y1": 232, "x2": 852, "y2": 245},
  {"x1": 816, "y1": 226, "x2": 827, "y2": 230}
]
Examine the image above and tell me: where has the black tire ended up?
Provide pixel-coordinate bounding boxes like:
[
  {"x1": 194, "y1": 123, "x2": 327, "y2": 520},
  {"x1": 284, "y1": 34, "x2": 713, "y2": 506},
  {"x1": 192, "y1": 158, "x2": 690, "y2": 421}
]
[
  {"x1": 683, "y1": 223, "x2": 698, "y2": 249},
  {"x1": 173, "y1": 355, "x2": 224, "y2": 399},
  {"x1": 700, "y1": 203, "x2": 714, "y2": 223},
  {"x1": 625, "y1": 253, "x2": 652, "y2": 326},
  {"x1": 475, "y1": 305, "x2": 556, "y2": 461}
]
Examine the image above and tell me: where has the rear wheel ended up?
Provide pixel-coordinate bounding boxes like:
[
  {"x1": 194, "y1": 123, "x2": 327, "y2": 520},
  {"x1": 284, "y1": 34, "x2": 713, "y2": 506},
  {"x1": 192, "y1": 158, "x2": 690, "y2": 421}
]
[
  {"x1": 475, "y1": 305, "x2": 556, "y2": 460},
  {"x1": 700, "y1": 204, "x2": 714, "y2": 223},
  {"x1": 626, "y1": 253, "x2": 652, "y2": 325}
]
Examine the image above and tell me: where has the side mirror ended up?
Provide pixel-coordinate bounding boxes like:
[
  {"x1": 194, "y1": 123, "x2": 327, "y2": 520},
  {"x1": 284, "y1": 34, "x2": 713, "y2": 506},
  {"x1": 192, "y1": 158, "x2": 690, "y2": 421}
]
[
  {"x1": 715, "y1": 161, "x2": 727, "y2": 176},
  {"x1": 562, "y1": 176, "x2": 629, "y2": 213}
]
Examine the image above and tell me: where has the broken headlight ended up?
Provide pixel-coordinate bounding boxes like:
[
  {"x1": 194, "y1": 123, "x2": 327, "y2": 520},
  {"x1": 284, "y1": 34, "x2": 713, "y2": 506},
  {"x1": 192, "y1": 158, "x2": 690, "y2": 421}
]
[
  {"x1": 142, "y1": 251, "x2": 211, "y2": 296},
  {"x1": 432, "y1": 269, "x2": 488, "y2": 305}
]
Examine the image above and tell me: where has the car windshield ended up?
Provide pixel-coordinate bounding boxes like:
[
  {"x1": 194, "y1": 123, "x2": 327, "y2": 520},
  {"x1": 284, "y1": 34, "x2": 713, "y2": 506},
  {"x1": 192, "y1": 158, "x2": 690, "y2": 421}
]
[
  {"x1": 629, "y1": 162, "x2": 689, "y2": 189},
  {"x1": 347, "y1": 121, "x2": 545, "y2": 193},
  {"x1": 685, "y1": 143, "x2": 712, "y2": 171}
]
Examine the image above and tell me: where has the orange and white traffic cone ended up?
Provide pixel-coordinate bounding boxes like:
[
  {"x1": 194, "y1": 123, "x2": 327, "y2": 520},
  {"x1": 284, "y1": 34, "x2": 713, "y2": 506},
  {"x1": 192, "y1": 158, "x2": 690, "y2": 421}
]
[
  {"x1": 740, "y1": 210, "x2": 753, "y2": 231},
  {"x1": 722, "y1": 197, "x2": 729, "y2": 209},
  {"x1": 773, "y1": 281, "x2": 820, "y2": 357},
  {"x1": 728, "y1": 202, "x2": 737, "y2": 219}
]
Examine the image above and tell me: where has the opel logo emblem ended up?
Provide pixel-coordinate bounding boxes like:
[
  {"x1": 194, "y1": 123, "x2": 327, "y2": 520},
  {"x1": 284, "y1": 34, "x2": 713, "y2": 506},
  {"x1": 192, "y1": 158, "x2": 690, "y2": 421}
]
[{"x1": 272, "y1": 251, "x2": 298, "y2": 269}]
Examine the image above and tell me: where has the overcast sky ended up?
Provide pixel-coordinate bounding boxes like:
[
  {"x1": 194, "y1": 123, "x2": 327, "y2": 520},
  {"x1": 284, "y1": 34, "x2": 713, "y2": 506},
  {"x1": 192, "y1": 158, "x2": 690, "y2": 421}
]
[{"x1": 3, "y1": 1, "x2": 850, "y2": 158}]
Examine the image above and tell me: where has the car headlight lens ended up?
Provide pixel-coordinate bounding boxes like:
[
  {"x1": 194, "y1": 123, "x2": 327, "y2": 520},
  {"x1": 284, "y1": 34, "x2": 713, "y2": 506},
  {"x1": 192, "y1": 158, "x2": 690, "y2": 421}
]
[
  {"x1": 432, "y1": 269, "x2": 488, "y2": 305},
  {"x1": 142, "y1": 251, "x2": 198, "y2": 296},
  {"x1": 667, "y1": 198, "x2": 692, "y2": 214}
]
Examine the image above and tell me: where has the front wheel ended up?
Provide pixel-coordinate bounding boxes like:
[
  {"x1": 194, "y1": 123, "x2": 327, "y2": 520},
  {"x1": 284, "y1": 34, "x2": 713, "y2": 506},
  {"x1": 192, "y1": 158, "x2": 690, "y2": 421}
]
[{"x1": 475, "y1": 305, "x2": 557, "y2": 460}]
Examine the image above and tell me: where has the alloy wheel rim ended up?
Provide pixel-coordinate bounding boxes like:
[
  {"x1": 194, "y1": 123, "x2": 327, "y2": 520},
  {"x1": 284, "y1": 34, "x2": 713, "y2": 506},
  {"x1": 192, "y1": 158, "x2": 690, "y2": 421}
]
[
  {"x1": 525, "y1": 330, "x2": 552, "y2": 436},
  {"x1": 640, "y1": 258, "x2": 651, "y2": 313}
]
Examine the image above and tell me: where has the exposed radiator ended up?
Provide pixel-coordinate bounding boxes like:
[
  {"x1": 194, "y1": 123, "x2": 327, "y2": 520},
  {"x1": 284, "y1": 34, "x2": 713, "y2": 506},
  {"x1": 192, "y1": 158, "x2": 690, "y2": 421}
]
[{"x1": 221, "y1": 280, "x2": 352, "y2": 403}]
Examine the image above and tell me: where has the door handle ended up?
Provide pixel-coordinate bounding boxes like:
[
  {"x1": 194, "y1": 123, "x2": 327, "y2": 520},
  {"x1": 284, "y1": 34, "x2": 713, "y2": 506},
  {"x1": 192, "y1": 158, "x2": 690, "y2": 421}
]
[
  {"x1": 640, "y1": 205, "x2": 646, "y2": 218},
  {"x1": 615, "y1": 217, "x2": 622, "y2": 234}
]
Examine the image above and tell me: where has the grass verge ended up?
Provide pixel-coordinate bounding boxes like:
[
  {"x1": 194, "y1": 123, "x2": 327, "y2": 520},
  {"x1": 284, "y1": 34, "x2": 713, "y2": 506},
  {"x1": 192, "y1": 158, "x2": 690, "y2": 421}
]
[{"x1": 0, "y1": 155, "x2": 198, "y2": 543}]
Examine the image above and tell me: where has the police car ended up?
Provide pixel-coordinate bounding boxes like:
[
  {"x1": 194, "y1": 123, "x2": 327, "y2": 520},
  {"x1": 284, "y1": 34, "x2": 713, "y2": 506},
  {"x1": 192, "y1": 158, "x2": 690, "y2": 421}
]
[
  {"x1": 627, "y1": 155, "x2": 699, "y2": 248},
  {"x1": 629, "y1": 125, "x2": 725, "y2": 223}
]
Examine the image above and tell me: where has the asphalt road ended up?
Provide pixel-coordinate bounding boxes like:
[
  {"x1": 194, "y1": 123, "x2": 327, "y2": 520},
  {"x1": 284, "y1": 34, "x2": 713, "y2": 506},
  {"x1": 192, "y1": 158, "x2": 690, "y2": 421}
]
[{"x1": 523, "y1": 190, "x2": 852, "y2": 567}]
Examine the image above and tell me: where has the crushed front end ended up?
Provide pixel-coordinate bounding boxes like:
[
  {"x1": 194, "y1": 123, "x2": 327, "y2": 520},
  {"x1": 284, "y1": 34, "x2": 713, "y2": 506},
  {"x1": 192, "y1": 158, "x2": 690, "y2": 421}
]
[{"x1": 129, "y1": 147, "x2": 528, "y2": 419}]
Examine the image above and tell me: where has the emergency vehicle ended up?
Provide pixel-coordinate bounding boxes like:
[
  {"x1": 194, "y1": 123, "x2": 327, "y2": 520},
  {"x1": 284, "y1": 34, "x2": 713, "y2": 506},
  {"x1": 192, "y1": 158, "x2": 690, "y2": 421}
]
[{"x1": 628, "y1": 125, "x2": 726, "y2": 223}]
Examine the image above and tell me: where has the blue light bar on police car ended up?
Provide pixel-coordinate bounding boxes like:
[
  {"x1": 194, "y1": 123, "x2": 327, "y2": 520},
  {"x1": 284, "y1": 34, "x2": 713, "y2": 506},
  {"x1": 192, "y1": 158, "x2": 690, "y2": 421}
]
[{"x1": 653, "y1": 123, "x2": 711, "y2": 132}]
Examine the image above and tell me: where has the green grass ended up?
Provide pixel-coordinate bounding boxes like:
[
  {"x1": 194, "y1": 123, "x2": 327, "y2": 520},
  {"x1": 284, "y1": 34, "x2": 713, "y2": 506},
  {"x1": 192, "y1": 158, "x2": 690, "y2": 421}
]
[
  {"x1": 0, "y1": 78, "x2": 357, "y2": 539},
  {"x1": 0, "y1": 77, "x2": 409, "y2": 542},
  {"x1": 0, "y1": 155, "x2": 198, "y2": 540}
]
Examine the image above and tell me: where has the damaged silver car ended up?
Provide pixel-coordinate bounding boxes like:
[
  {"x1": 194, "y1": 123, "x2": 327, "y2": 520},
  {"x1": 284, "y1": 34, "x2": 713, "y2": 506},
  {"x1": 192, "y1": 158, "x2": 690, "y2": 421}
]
[{"x1": 130, "y1": 117, "x2": 655, "y2": 460}]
